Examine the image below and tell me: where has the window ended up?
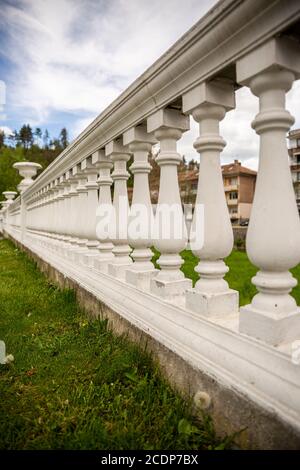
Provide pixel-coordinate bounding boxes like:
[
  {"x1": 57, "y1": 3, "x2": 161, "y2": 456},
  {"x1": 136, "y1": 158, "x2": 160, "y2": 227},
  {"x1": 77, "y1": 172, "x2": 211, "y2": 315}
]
[
  {"x1": 230, "y1": 177, "x2": 237, "y2": 186},
  {"x1": 229, "y1": 191, "x2": 238, "y2": 200}
]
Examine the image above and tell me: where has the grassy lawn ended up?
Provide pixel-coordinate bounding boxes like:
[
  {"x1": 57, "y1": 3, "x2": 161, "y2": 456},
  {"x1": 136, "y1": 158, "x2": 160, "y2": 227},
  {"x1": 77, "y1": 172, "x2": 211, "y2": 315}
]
[
  {"x1": 0, "y1": 239, "x2": 231, "y2": 450},
  {"x1": 153, "y1": 249, "x2": 300, "y2": 307}
]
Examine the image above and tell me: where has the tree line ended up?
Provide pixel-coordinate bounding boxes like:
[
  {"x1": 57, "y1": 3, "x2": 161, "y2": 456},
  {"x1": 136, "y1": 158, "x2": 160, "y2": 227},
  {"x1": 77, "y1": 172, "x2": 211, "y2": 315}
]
[
  {"x1": 0, "y1": 125, "x2": 68, "y2": 151},
  {"x1": 0, "y1": 125, "x2": 69, "y2": 200}
]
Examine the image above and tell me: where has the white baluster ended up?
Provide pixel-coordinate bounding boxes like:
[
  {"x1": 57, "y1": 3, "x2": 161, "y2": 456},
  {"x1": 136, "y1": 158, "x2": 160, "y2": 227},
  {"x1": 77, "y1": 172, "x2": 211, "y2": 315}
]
[
  {"x1": 48, "y1": 181, "x2": 58, "y2": 249},
  {"x1": 61, "y1": 172, "x2": 73, "y2": 256},
  {"x1": 236, "y1": 37, "x2": 300, "y2": 345},
  {"x1": 71, "y1": 167, "x2": 88, "y2": 262},
  {"x1": 147, "y1": 108, "x2": 192, "y2": 302},
  {"x1": 12, "y1": 162, "x2": 41, "y2": 243},
  {"x1": 182, "y1": 80, "x2": 239, "y2": 316},
  {"x1": 64, "y1": 170, "x2": 80, "y2": 258},
  {"x1": 77, "y1": 157, "x2": 100, "y2": 266},
  {"x1": 52, "y1": 179, "x2": 61, "y2": 251},
  {"x1": 106, "y1": 140, "x2": 133, "y2": 279},
  {"x1": 92, "y1": 150, "x2": 115, "y2": 272},
  {"x1": 60, "y1": 174, "x2": 71, "y2": 256},
  {"x1": 123, "y1": 124, "x2": 158, "y2": 290},
  {"x1": 53, "y1": 178, "x2": 63, "y2": 251}
]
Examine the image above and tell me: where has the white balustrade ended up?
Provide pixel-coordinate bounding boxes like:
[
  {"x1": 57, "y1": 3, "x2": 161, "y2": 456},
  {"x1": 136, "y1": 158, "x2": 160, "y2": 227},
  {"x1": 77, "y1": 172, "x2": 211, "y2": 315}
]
[
  {"x1": 147, "y1": 108, "x2": 192, "y2": 301},
  {"x1": 237, "y1": 37, "x2": 300, "y2": 345},
  {"x1": 70, "y1": 169, "x2": 88, "y2": 261},
  {"x1": 78, "y1": 157, "x2": 100, "y2": 267},
  {"x1": 92, "y1": 150, "x2": 115, "y2": 272},
  {"x1": 123, "y1": 124, "x2": 158, "y2": 290},
  {"x1": 183, "y1": 81, "x2": 239, "y2": 316},
  {"x1": 3, "y1": 2, "x2": 300, "y2": 445},
  {"x1": 64, "y1": 170, "x2": 80, "y2": 257},
  {"x1": 106, "y1": 140, "x2": 133, "y2": 279}
]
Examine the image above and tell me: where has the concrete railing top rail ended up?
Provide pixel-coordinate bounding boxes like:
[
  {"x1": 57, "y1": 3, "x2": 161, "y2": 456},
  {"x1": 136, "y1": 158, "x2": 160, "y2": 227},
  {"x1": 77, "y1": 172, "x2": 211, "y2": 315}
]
[{"x1": 20, "y1": 0, "x2": 300, "y2": 201}]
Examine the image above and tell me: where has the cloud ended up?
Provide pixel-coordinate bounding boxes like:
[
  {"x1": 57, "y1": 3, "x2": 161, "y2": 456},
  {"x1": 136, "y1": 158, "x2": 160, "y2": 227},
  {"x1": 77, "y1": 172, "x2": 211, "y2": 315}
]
[
  {"x1": 0, "y1": 126, "x2": 13, "y2": 136},
  {"x1": 1, "y1": 0, "x2": 300, "y2": 172},
  {"x1": 177, "y1": 80, "x2": 300, "y2": 171},
  {"x1": 0, "y1": 0, "x2": 216, "y2": 133}
]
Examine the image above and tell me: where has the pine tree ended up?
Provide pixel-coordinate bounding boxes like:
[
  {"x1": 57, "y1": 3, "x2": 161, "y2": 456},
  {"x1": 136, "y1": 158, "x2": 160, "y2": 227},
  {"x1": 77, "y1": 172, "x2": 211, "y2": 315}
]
[
  {"x1": 59, "y1": 127, "x2": 68, "y2": 149},
  {"x1": 34, "y1": 127, "x2": 42, "y2": 146},
  {"x1": 0, "y1": 130, "x2": 4, "y2": 148},
  {"x1": 43, "y1": 129, "x2": 49, "y2": 149},
  {"x1": 19, "y1": 124, "x2": 33, "y2": 149}
]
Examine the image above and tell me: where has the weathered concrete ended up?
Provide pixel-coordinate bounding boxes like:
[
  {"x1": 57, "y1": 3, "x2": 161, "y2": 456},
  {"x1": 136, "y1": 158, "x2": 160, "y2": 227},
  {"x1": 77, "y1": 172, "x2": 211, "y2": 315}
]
[{"x1": 5, "y1": 233, "x2": 300, "y2": 450}]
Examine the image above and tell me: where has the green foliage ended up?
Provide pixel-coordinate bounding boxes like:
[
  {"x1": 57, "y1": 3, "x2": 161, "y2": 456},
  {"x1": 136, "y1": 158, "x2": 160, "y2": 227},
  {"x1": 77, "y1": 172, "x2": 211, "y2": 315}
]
[
  {"x1": 0, "y1": 125, "x2": 68, "y2": 202},
  {"x1": 0, "y1": 239, "x2": 230, "y2": 450},
  {"x1": 0, "y1": 146, "x2": 24, "y2": 196},
  {"x1": 18, "y1": 124, "x2": 34, "y2": 149},
  {"x1": 0, "y1": 130, "x2": 4, "y2": 148},
  {"x1": 59, "y1": 127, "x2": 69, "y2": 149}
]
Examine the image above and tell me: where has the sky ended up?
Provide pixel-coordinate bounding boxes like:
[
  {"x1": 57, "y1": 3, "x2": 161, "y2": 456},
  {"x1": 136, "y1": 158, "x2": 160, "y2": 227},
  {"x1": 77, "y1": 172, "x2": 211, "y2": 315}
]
[{"x1": 0, "y1": 0, "x2": 300, "y2": 171}]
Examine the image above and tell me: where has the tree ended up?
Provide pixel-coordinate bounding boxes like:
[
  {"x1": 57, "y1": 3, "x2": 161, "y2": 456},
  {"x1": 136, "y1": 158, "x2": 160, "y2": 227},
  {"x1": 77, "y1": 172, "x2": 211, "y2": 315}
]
[
  {"x1": 43, "y1": 129, "x2": 49, "y2": 149},
  {"x1": 19, "y1": 124, "x2": 33, "y2": 149},
  {"x1": 8, "y1": 129, "x2": 18, "y2": 147},
  {"x1": 0, "y1": 146, "x2": 24, "y2": 197},
  {"x1": 50, "y1": 138, "x2": 62, "y2": 151},
  {"x1": 34, "y1": 127, "x2": 42, "y2": 146},
  {"x1": 59, "y1": 127, "x2": 68, "y2": 149},
  {"x1": 0, "y1": 130, "x2": 4, "y2": 148}
]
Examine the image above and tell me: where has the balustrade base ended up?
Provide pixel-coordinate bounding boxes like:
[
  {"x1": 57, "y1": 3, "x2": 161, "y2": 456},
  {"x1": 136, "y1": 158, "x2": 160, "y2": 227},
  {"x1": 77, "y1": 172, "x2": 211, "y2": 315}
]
[
  {"x1": 186, "y1": 288, "x2": 239, "y2": 317},
  {"x1": 151, "y1": 277, "x2": 192, "y2": 304},
  {"x1": 126, "y1": 268, "x2": 158, "y2": 291},
  {"x1": 94, "y1": 258, "x2": 112, "y2": 273},
  {"x1": 239, "y1": 305, "x2": 300, "y2": 346},
  {"x1": 108, "y1": 262, "x2": 133, "y2": 280},
  {"x1": 82, "y1": 252, "x2": 102, "y2": 268}
]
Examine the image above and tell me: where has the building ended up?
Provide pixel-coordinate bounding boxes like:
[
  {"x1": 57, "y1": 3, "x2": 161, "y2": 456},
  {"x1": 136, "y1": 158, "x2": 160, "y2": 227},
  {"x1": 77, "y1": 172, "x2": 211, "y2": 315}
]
[
  {"x1": 288, "y1": 129, "x2": 300, "y2": 215},
  {"x1": 222, "y1": 160, "x2": 257, "y2": 224},
  {"x1": 128, "y1": 158, "x2": 257, "y2": 225},
  {"x1": 179, "y1": 160, "x2": 257, "y2": 224}
]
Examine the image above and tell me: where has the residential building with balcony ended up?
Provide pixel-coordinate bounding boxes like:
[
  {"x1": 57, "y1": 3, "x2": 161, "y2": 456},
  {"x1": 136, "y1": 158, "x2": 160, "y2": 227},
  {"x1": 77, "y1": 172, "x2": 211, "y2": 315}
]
[
  {"x1": 288, "y1": 129, "x2": 300, "y2": 215},
  {"x1": 222, "y1": 160, "x2": 257, "y2": 224},
  {"x1": 179, "y1": 160, "x2": 257, "y2": 224}
]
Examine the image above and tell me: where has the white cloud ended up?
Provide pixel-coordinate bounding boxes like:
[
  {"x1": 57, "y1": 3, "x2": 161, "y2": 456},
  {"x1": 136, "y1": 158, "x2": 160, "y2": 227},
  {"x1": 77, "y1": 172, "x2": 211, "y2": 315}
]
[
  {"x1": 177, "y1": 80, "x2": 300, "y2": 170},
  {"x1": 0, "y1": 126, "x2": 13, "y2": 136},
  {"x1": 1, "y1": 0, "x2": 300, "y2": 172},
  {"x1": 1, "y1": 0, "x2": 216, "y2": 131}
]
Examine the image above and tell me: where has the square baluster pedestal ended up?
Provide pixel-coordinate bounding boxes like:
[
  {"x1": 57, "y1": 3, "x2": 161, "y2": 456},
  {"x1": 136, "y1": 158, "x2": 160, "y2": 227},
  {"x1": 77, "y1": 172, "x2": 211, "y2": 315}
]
[
  {"x1": 151, "y1": 278, "x2": 192, "y2": 304},
  {"x1": 186, "y1": 289, "x2": 239, "y2": 317},
  {"x1": 239, "y1": 305, "x2": 300, "y2": 346},
  {"x1": 93, "y1": 258, "x2": 112, "y2": 274},
  {"x1": 108, "y1": 262, "x2": 133, "y2": 280},
  {"x1": 126, "y1": 269, "x2": 158, "y2": 291}
]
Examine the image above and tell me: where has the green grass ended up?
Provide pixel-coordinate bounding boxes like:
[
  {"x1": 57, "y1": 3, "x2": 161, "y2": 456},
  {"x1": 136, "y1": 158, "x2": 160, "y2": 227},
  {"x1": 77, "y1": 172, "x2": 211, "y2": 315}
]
[
  {"x1": 0, "y1": 239, "x2": 231, "y2": 450},
  {"x1": 152, "y1": 248, "x2": 300, "y2": 307}
]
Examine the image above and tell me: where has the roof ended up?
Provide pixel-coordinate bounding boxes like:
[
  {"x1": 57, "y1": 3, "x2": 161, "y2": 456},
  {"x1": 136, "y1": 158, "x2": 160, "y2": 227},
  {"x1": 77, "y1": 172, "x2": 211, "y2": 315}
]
[
  {"x1": 178, "y1": 161, "x2": 256, "y2": 183},
  {"x1": 221, "y1": 160, "x2": 257, "y2": 176},
  {"x1": 288, "y1": 129, "x2": 300, "y2": 140}
]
